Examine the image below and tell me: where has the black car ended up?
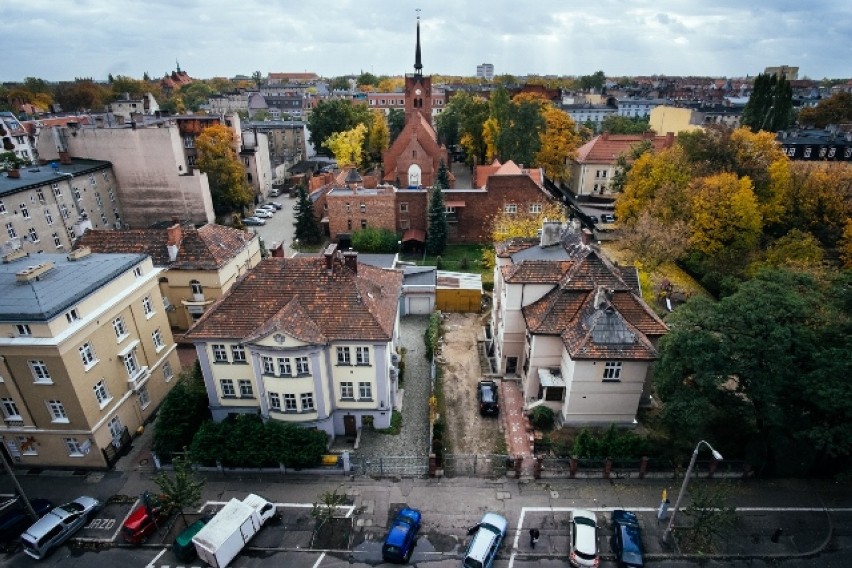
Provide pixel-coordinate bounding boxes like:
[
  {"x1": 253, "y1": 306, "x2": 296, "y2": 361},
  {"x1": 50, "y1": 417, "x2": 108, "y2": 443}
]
[
  {"x1": 0, "y1": 498, "x2": 52, "y2": 543},
  {"x1": 611, "y1": 510, "x2": 644, "y2": 568},
  {"x1": 477, "y1": 380, "x2": 499, "y2": 416}
]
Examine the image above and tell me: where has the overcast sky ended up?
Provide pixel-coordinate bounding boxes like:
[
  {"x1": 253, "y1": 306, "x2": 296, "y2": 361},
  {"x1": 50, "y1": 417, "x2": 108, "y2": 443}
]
[{"x1": 3, "y1": 0, "x2": 850, "y2": 82}]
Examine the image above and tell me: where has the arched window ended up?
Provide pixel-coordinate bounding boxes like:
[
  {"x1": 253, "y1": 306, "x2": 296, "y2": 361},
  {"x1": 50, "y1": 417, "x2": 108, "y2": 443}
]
[{"x1": 190, "y1": 280, "x2": 203, "y2": 298}]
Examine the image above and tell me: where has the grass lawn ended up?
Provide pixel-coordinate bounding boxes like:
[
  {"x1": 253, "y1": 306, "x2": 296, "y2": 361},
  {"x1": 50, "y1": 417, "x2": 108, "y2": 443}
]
[{"x1": 401, "y1": 244, "x2": 492, "y2": 282}]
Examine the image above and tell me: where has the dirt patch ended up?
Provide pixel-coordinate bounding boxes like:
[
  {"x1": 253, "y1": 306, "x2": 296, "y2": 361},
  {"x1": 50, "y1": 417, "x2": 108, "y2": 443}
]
[{"x1": 438, "y1": 313, "x2": 503, "y2": 455}]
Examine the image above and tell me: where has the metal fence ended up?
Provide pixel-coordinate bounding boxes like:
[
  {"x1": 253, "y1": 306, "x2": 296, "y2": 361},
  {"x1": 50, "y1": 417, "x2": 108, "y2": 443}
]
[
  {"x1": 443, "y1": 454, "x2": 509, "y2": 478},
  {"x1": 349, "y1": 455, "x2": 429, "y2": 478}
]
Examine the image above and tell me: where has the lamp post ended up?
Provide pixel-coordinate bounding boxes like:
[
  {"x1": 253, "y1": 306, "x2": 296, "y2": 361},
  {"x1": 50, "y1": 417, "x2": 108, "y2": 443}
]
[
  {"x1": 664, "y1": 440, "x2": 723, "y2": 544},
  {"x1": 294, "y1": 238, "x2": 300, "y2": 255}
]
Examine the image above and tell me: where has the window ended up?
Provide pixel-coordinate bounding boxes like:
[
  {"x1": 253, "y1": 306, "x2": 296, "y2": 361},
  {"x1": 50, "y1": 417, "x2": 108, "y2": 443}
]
[
  {"x1": 529, "y1": 203, "x2": 542, "y2": 214},
  {"x1": 138, "y1": 385, "x2": 150, "y2": 409},
  {"x1": 152, "y1": 329, "x2": 165, "y2": 351},
  {"x1": 399, "y1": 202, "x2": 409, "y2": 213},
  {"x1": 52, "y1": 232, "x2": 61, "y2": 248},
  {"x1": 133, "y1": 266, "x2": 143, "y2": 278},
  {"x1": 52, "y1": 183, "x2": 61, "y2": 198},
  {"x1": 603, "y1": 361, "x2": 622, "y2": 381},
  {"x1": 5, "y1": 222, "x2": 16, "y2": 239},
  {"x1": 269, "y1": 393, "x2": 281, "y2": 411},
  {"x1": 100, "y1": 212, "x2": 108, "y2": 226},
  {"x1": 341, "y1": 382, "x2": 354, "y2": 400},
  {"x1": 261, "y1": 356, "x2": 275, "y2": 374},
  {"x1": 93, "y1": 380, "x2": 111, "y2": 406},
  {"x1": 504, "y1": 204, "x2": 517, "y2": 214},
  {"x1": 108, "y1": 416, "x2": 123, "y2": 441},
  {"x1": 95, "y1": 193, "x2": 103, "y2": 208},
  {"x1": 277, "y1": 357, "x2": 292, "y2": 376},
  {"x1": 112, "y1": 316, "x2": 127, "y2": 340},
  {"x1": 59, "y1": 203, "x2": 69, "y2": 219},
  {"x1": 65, "y1": 438, "x2": 88, "y2": 457},
  {"x1": 142, "y1": 295, "x2": 154, "y2": 317},
  {"x1": 20, "y1": 203, "x2": 30, "y2": 219},
  {"x1": 73, "y1": 187, "x2": 82, "y2": 201},
  {"x1": 28, "y1": 227, "x2": 39, "y2": 243},
  {"x1": 336, "y1": 347, "x2": 351, "y2": 365},
  {"x1": 359, "y1": 202, "x2": 366, "y2": 213},
  {"x1": 47, "y1": 400, "x2": 68, "y2": 422},
  {"x1": 283, "y1": 393, "x2": 297, "y2": 411},
  {"x1": 108, "y1": 189, "x2": 115, "y2": 202},
  {"x1": 16, "y1": 324, "x2": 31, "y2": 336},
  {"x1": 400, "y1": 219, "x2": 410, "y2": 230},
  {"x1": 300, "y1": 392, "x2": 315, "y2": 411},
  {"x1": 239, "y1": 379, "x2": 254, "y2": 397},
  {"x1": 1, "y1": 398, "x2": 21, "y2": 420},
  {"x1": 89, "y1": 174, "x2": 96, "y2": 186},
  {"x1": 359, "y1": 382, "x2": 373, "y2": 400},
  {"x1": 295, "y1": 357, "x2": 309, "y2": 375},
  {"x1": 231, "y1": 345, "x2": 246, "y2": 363},
  {"x1": 212, "y1": 344, "x2": 228, "y2": 362},
  {"x1": 65, "y1": 308, "x2": 80, "y2": 324},
  {"x1": 163, "y1": 361, "x2": 174, "y2": 381},
  {"x1": 190, "y1": 280, "x2": 203, "y2": 295},
  {"x1": 220, "y1": 379, "x2": 236, "y2": 397},
  {"x1": 356, "y1": 347, "x2": 370, "y2": 365},
  {"x1": 44, "y1": 208, "x2": 53, "y2": 225},
  {"x1": 361, "y1": 219, "x2": 367, "y2": 229},
  {"x1": 29, "y1": 360, "x2": 51, "y2": 383},
  {"x1": 18, "y1": 436, "x2": 37, "y2": 456},
  {"x1": 123, "y1": 349, "x2": 140, "y2": 378},
  {"x1": 79, "y1": 342, "x2": 97, "y2": 368}
]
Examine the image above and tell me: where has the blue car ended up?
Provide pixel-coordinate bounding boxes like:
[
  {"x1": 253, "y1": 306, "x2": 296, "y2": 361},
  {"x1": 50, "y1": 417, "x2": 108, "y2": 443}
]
[
  {"x1": 0, "y1": 499, "x2": 52, "y2": 544},
  {"x1": 382, "y1": 506, "x2": 421, "y2": 563},
  {"x1": 611, "y1": 510, "x2": 644, "y2": 568}
]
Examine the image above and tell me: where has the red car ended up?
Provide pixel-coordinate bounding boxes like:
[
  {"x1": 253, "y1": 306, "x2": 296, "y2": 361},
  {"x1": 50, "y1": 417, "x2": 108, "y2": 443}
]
[{"x1": 122, "y1": 496, "x2": 169, "y2": 545}]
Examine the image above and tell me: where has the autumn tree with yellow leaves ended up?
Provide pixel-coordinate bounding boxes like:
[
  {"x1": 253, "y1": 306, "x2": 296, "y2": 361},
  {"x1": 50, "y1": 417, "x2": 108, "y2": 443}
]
[
  {"x1": 323, "y1": 123, "x2": 367, "y2": 169},
  {"x1": 365, "y1": 109, "x2": 390, "y2": 167},
  {"x1": 196, "y1": 124, "x2": 253, "y2": 217}
]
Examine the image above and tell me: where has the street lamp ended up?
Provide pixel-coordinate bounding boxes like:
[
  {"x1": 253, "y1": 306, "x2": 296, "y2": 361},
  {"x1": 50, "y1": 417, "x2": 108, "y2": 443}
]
[
  {"x1": 664, "y1": 440, "x2": 723, "y2": 544},
  {"x1": 294, "y1": 238, "x2": 300, "y2": 255}
]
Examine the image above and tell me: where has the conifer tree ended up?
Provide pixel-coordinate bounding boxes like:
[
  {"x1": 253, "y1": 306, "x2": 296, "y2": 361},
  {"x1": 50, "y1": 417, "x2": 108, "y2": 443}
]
[
  {"x1": 294, "y1": 185, "x2": 323, "y2": 245},
  {"x1": 425, "y1": 182, "x2": 448, "y2": 256}
]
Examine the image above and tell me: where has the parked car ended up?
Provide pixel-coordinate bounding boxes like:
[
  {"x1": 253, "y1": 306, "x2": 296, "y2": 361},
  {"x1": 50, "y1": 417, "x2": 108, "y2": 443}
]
[
  {"x1": 268, "y1": 201, "x2": 284, "y2": 210},
  {"x1": 462, "y1": 512, "x2": 507, "y2": 568},
  {"x1": 243, "y1": 216, "x2": 266, "y2": 226},
  {"x1": 611, "y1": 510, "x2": 644, "y2": 568},
  {"x1": 256, "y1": 204, "x2": 276, "y2": 212},
  {"x1": 254, "y1": 209, "x2": 273, "y2": 218},
  {"x1": 173, "y1": 515, "x2": 212, "y2": 562},
  {"x1": 600, "y1": 213, "x2": 616, "y2": 224},
  {"x1": 0, "y1": 498, "x2": 52, "y2": 544},
  {"x1": 586, "y1": 215, "x2": 599, "y2": 225},
  {"x1": 382, "y1": 506, "x2": 421, "y2": 563},
  {"x1": 20, "y1": 496, "x2": 101, "y2": 560},
  {"x1": 570, "y1": 510, "x2": 599, "y2": 567},
  {"x1": 477, "y1": 380, "x2": 500, "y2": 416},
  {"x1": 122, "y1": 494, "x2": 170, "y2": 545}
]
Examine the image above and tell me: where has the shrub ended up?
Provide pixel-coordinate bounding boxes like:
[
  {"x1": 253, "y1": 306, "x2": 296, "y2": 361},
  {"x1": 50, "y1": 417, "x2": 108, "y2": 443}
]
[
  {"x1": 571, "y1": 424, "x2": 651, "y2": 459},
  {"x1": 424, "y1": 312, "x2": 442, "y2": 359},
  {"x1": 153, "y1": 362, "x2": 211, "y2": 462},
  {"x1": 351, "y1": 227, "x2": 401, "y2": 253},
  {"x1": 530, "y1": 406, "x2": 555, "y2": 430}
]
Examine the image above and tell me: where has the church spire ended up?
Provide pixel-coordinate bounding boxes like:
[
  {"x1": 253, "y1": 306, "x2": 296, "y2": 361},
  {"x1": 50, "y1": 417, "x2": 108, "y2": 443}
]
[{"x1": 414, "y1": 9, "x2": 422, "y2": 77}]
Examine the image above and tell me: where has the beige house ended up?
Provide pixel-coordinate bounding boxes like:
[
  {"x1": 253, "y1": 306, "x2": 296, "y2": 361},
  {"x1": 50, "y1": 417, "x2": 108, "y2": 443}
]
[
  {"x1": 1, "y1": 158, "x2": 123, "y2": 257},
  {"x1": 76, "y1": 223, "x2": 261, "y2": 333},
  {"x1": 0, "y1": 249, "x2": 181, "y2": 468},
  {"x1": 184, "y1": 246, "x2": 403, "y2": 440},
  {"x1": 489, "y1": 222, "x2": 667, "y2": 425}
]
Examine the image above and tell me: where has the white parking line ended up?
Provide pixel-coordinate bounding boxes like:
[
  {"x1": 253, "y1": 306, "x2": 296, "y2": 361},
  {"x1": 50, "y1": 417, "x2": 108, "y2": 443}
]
[
  {"x1": 144, "y1": 547, "x2": 167, "y2": 568},
  {"x1": 198, "y1": 500, "x2": 355, "y2": 516},
  {"x1": 312, "y1": 551, "x2": 327, "y2": 568},
  {"x1": 112, "y1": 498, "x2": 141, "y2": 542}
]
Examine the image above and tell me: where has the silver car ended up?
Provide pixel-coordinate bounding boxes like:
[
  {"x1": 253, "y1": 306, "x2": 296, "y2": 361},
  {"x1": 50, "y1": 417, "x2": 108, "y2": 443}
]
[{"x1": 21, "y1": 496, "x2": 101, "y2": 559}]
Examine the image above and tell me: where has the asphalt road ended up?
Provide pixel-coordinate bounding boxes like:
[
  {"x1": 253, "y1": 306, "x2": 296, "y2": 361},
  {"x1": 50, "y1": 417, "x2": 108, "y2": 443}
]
[{"x1": 246, "y1": 193, "x2": 298, "y2": 257}]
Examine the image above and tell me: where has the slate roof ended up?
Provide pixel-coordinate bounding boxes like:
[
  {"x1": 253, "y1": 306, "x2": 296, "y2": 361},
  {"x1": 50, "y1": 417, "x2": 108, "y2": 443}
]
[
  {"x1": 184, "y1": 255, "x2": 402, "y2": 343},
  {"x1": 76, "y1": 224, "x2": 257, "y2": 270}
]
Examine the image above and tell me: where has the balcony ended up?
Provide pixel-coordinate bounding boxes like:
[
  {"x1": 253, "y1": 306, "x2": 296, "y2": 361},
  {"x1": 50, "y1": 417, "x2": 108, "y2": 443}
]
[{"x1": 127, "y1": 366, "x2": 150, "y2": 391}]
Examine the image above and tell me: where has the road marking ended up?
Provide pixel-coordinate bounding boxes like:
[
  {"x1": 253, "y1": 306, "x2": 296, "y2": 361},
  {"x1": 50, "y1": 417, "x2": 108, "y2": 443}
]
[
  {"x1": 111, "y1": 498, "x2": 140, "y2": 542},
  {"x1": 144, "y1": 547, "x2": 167, "y2": 568},
  {"x1": 312, "y1": 551, "x2": 326, "y2": 568},
  {"x1": 198, "y1": 501, "x2": 355, "y2": 516}
]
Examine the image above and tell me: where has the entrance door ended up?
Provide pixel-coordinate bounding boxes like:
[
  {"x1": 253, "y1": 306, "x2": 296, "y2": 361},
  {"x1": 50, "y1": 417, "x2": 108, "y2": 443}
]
[{"x1": 343, "y1": 415, "x2": 357, "y2": 438}]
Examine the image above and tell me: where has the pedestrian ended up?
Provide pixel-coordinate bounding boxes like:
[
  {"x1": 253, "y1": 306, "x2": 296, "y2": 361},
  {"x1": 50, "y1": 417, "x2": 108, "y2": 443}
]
[{"x1": 529, "y1": 527, "x2": 540, "y2": 548}]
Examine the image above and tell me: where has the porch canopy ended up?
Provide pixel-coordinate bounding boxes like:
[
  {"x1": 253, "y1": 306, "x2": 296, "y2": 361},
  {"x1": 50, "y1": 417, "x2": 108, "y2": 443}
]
[
  {"x1": 538, "y1": 368, "x2": 565, "y2": 387},
  {"x1": 402, "y1": 228, "x2": 426, "y2": 243}
]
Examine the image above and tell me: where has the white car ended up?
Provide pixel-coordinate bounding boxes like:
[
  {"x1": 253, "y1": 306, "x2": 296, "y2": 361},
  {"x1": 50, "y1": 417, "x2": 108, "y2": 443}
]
[
  {"x1": 257, "y1": 204, "x2": 276, "y2": 212},
  {"x1": 570, "y1": 510, "x2": 598, "y2": 567},
  {"x1": 254, "y1": 209, "x2": 273, "y2": 218},
  {"x1": 21, "y1": 496, "x2": 101, "y2": 559},
  {"x1": 243, "y1": 216, "x2": 266, "y2": 226}
]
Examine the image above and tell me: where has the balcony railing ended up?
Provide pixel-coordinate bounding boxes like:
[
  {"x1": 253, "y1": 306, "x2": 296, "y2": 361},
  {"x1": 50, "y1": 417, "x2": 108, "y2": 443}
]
[{"x1": 127, "y1": 366, "x2": 150, "y2": 391}]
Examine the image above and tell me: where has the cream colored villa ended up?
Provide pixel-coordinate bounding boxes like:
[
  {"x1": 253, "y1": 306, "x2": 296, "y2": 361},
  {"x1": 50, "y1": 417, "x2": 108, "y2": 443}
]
[
  {"x1": 489, "y1": 221, "x2": 667, "y2": 426},
  {"x1": 76, "y1": 223, "x2": 261, "y2": 333},
  {"x1": 0, "y1": 248, "x2": 181, "y2": 468},
  {"x1": 184, "y1": 246, "x2": 403, "y2": 439}
]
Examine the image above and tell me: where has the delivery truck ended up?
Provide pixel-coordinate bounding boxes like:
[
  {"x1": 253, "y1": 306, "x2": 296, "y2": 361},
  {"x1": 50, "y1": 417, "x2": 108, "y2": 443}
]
[{"x1": 192, "y1": 494, "x2": 277, "y2": 568}]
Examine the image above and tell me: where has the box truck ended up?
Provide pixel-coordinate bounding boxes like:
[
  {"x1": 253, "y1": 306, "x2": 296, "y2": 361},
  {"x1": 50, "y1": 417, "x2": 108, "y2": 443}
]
[{"x1": 192, "y1": 494, "x2": 277, "y2": 568}]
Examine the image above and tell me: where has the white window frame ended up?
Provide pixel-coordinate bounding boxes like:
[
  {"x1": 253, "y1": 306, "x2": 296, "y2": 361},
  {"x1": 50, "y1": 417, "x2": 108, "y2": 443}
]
[
  {"x1": 603, "y1": 361, "x2": 622, "y2": 381},
  {"x1": 356, "y1": 346, "x2": 370, "y2": 365},
  {"x1": 79, "y1": 342, "x2": 98, "y2": 370},
  {"x1": 142, "y1": 295, "x2": 154, "y2": 317},
  {"x1": 261, "y1": 356, "x2": 275, "y2": 374},
  {"x1": 283, "y1": 393, "x2": 297, "y2": 411},
  {"x1": 113, "y1": 316, "x2": 127, "y2": 341},
  {"x1": 65, "y1": 438, "x2": 88, "y2": 457},
  {"x1": 340, "y1": 382, "x2": 354, "y2": 400},
  {"x1": 1, "y1": 398, "x2": 22, "y2": 421},
  {"x1": 137, "y1": 384, "x2": 150, "y2": 409},
  {"x1": 220, "y1": 379, "x2": 236, "y2": 398},
  {"x1": 277, "y1": 357, "x2": 291, "y2": 376},
  {"x1": 47, "y1": 400, "x2": 68, "y2": 423},
  {"x1": 239, "y1": 379, "x2": 254, "y2": 397},
  {"x1": 336, "y1": 346, "x2": 351, "y2": 365},
  {"x1": 152, "y1": 329, "x2": 165, "y2": 352},
  {"x1": 93, "y1": 380, "x2": 112, "y2": 408},
  {"x1": 163, "y1": 362, "x2": 174, "y2": 382},
  {"x1": 123, "y1": 349, "x2": 140, "y2": 379},
  {"x1": 231, "y1": 345, "x2": 247, "y2": 363},
  {"x1": 65, "y1": 308, "x2": 80, "y2": 324},
  {"x1": 16, "y1": 324, "x2": 31, "y2": 336},
  {"x1": 28, "y1": 227, "x2": 39, "y2": 243},
  {"x1": 504, "y1": 204, "x2": 517, "y2": 214},
  {"x1": 212, "y1": 344, "x2": 228, "y2": 362},
  {"x1": 300, "y1": 392, "x2": 315, "y2": 411},
  {"x1": 295, "y1": 356, "x2": 309, "y2": 375},
  {"x1": 358, "y1": 382, "x2": 373, "y2": 400},
  {"x1": 269, "y1": 392, "x2": 281, "y2": 412},
  {"x1": 29, "y1": 360, "x2": 51, "y2": 383}
]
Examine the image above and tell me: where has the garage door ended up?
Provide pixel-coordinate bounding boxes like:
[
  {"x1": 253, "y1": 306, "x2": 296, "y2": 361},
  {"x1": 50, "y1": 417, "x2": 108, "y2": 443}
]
[{"x1": 409, "y1": 296, "x2": 432, "y2": 315}]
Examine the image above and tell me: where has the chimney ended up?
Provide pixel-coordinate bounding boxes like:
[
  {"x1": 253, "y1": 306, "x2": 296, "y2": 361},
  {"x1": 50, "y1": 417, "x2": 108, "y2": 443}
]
[
  {"x1": 58, "y1": 151, "x2": 72, "y2": 165},
  {"x1": 539, "y1": 220, "x2": 562, "y2": 247},
  {"x1": 343, "y1": 250, "x2": 358, "y2": 274},
  {"x1": 323, "y1": 243, "x2": 338, "y2": 271},
  {"x1": 166, "y1": 223, "x2": 182, "y2": 262},
  {"x1": 580, "y1": 228, "x2": 593, "y2": 246}
]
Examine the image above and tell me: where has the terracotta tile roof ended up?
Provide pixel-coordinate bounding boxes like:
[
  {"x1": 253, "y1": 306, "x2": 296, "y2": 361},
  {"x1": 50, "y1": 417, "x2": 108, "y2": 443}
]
[
  {"x1": 559, "y1": 251, "x2": 631, "y2": 291},
  {"x1": 382, "y1": 113, "x2": 442, "y2": 182},
  {"x1": 475, "y1": 160, "x2": 502, "y2": 188},
  {"x1": 561, "y1": 300, "x2": 658, "y2": 360},
  {"x1": 610, "y1": 291, "x2": 667, "y2": 336},
  {"x1": 524, "y1": 289, "x2": 588, "y2": 334},
  {"x1": 502, "y1": 260, "x2": 572, "y2": 284},
  {"x1": 495, "y1": 237, "x2": 539, "y2": 258},
  {"x1": 184, "y1": 255, "x2": 402, "y2": 343},
  {"x1": 575, "y1": 134, "x2": 674, "y2": 164},
  {"x1": 76, "y1": 224, "x2": 257, "y2": 270}
]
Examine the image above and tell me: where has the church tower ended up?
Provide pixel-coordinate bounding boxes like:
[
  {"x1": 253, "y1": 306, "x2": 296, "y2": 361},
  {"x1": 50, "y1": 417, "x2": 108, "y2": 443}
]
[{"x1": 404, "y1": 13, "x2": 432, "y2": 127}]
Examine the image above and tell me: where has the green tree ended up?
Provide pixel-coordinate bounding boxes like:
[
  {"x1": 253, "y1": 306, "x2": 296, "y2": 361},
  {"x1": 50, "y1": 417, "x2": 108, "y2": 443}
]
[
  {"x1": 654, "y1": 269, "x2": 852, "y2": 475},
  {"x1": 152, "y1": 452, "x2": 204, "y2": 526},
  {"x1": 679, "y1": 482, "x2": 737, "y2": 553},
  {"x1": 425, "y1": 183, "x2": 448, "y2": 256},
  {"x1": 436, "y1": 158, "x2": 450, "y2": 189},
  {"x1": 578, "y1": 71, "x2": 606, "y2": 92},
  {"x1": 293, "y1": 185, "x2": 322, "y2": 245},
  {"x1": 252, "y1": 70, "x2": 263, "y2": 89},
  {"x1": 438, "y1": 92, "x2": 489, "y2": 167},
  {"x1": 175, "y1": 82, "x2": 215, "y2": 112},
  {"x1": 601, "y1": 115, "x2": 651, "y2": 134},
  {"x1": 356, "y1": 72, "x2": 379, "y2": 89},
  {"x1": 387, "y1": 108, "x2": 406, "y2": 143},
  {"x1": 351, "y1": 227, "x2": 399, "y2": 253},
  {"x1": 501, "y1": 96, "x2": 545, "y2": 166},
  {"x1": 152, "y1": 362, "x2": 211, "y2": 462},
  {"x1": 110, "y1": 75, "x2": 147, "y2": 99},
  {"x1": 310, "y1": 486, "x2": 347, "y2": 540},
  {"x1": 307, "y1": 99, "x2": 371, "y2": 157},
  {"x1": 196, "y1": 124, "x2": 253, "y2": 216},
  {"x1": 741, "y1": 73, "x2": 793, "y2": 132},
  {"x1": 327, "y1": 76, "x2": 351, "y2": 91}
]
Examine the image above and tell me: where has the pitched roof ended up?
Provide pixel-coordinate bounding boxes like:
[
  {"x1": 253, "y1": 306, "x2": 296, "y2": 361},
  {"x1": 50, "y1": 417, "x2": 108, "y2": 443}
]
[
  {"x1": 184, "y1": 254, "x2": 402, "y2": 343},
  {"x1": 502, "y1": 260, "x2": 572, "y2": 284},
  {"x1": 575, "y1": 133, "x2": 674, "y2": 164},
  {"x1": 382, "y1": 113, "x2": 443, "y2": 181},
  {"x1": 76, "y1": 224, "x2": 257, "y2": 270}
]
